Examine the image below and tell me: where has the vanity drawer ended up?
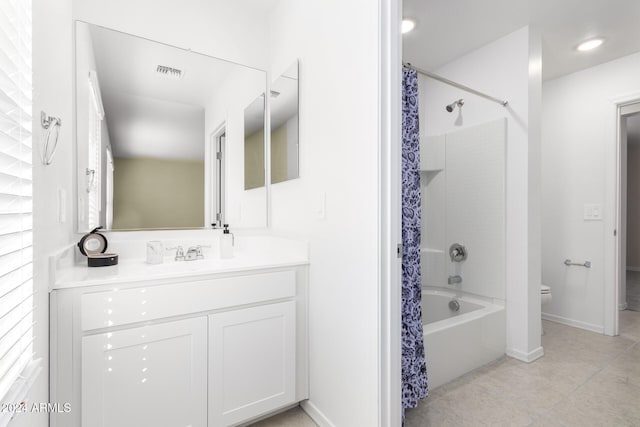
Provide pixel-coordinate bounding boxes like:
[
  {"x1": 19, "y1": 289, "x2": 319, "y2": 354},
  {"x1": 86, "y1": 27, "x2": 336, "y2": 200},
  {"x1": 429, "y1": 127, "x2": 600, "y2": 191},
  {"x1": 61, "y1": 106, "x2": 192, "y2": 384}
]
[{"x1": 80, "y1": 270, "x2": 295, "y2": 331}]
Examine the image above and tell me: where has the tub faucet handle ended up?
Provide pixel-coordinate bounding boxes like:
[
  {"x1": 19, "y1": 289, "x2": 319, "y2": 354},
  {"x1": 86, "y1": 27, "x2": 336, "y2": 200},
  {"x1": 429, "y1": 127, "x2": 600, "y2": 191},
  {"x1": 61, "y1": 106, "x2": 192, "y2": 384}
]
[{"x1": 449, "y1": 243, "x2": 468, "y2": 262}]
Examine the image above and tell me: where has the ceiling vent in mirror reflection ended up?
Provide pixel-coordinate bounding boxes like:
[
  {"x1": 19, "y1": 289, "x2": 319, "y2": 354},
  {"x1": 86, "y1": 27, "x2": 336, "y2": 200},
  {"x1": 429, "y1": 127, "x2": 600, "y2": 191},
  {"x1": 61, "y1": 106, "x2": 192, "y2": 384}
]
[{"x1": 156, "y1": 65, "x2": 184, "y2": 80}]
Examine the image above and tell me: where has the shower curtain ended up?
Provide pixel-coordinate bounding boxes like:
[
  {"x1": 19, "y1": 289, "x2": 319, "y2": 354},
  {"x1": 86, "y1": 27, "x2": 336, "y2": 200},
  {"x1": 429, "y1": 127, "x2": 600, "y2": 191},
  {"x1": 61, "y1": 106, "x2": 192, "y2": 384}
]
[{"x1": 401, "y1": 67, "x2": 428, "y2": 412}]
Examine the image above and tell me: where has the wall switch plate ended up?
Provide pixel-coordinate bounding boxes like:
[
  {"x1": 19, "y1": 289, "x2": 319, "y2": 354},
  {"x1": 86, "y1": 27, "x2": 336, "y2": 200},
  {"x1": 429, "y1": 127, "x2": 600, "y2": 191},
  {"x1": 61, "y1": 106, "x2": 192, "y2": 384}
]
[{"x1": 584, "y1": 203, "x2": 602, "y2": 221}]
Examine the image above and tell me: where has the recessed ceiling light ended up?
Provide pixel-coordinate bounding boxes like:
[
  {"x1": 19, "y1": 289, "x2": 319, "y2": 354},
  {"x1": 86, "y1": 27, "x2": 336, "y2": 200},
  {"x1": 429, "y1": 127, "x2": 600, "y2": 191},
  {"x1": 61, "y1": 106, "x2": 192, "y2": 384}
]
[
  {"x1": 402, "y1": 19, "x2": 416, "y2": 34},
  {"x1": 577, "y1": 38, "x2": 604, "y2": 52}
]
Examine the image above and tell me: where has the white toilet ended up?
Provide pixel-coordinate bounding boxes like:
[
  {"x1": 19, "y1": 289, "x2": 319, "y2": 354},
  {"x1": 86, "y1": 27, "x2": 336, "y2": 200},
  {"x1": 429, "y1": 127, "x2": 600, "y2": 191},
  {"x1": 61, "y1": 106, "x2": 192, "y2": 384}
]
[
  {"x1": 541, "y1": 284, "x2": 552, "y2": 306},
  {"x1": 541, "y1": 284, "x2": 552, "y2": 335}
]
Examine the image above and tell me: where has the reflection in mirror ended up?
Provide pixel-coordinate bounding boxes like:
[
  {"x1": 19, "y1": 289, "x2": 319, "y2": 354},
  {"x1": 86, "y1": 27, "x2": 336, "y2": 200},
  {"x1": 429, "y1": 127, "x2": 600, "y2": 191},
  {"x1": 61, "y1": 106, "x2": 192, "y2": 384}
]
[
  {"x1": 75, "y1": 22, "x2": 267, "y2": 231},
  {"x1": 270, "y1": 61, "x2": 299, "y2": 184},
  {"x1": 244, "y1": 95, "x2": 266, "y2": 190}
]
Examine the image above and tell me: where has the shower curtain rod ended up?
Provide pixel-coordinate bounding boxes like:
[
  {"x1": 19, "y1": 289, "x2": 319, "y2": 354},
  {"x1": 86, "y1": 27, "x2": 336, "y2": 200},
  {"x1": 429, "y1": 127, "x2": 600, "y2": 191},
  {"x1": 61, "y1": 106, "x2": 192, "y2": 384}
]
[{"x1": 403, "y1": 62, "x2": 509, "y2": 107}]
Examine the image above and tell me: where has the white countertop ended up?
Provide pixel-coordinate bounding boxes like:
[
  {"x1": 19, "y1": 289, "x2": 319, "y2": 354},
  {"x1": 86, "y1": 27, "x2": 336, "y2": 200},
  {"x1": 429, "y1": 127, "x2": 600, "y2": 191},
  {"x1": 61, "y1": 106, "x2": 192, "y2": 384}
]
[
  {"x1": 51, "y1": 235, "x2": 310, "y2": 290},
  {"x1": 53, "y1": 251, "x2": 308, "y2": 290}
]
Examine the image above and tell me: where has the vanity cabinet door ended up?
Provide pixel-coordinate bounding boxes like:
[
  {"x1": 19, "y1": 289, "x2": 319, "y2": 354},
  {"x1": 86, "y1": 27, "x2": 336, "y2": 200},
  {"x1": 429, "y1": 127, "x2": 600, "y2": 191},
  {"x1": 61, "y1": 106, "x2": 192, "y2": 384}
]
[
  {"x1": 209, "y1": 301, "x2": 296, "y2": 426},
  {"x1": 82, "y1": 317, "x2": 207, "y2": 427}
]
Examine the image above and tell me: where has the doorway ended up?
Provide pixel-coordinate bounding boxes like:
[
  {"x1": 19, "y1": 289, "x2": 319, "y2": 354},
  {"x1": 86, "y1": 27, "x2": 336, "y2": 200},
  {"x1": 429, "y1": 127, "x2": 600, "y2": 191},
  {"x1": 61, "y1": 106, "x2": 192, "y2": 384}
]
[
  {"x1": 621, "y1": 102, "x2": 640, "y2": 313},
  {"x1": 209, "y1": 124, "x2": 226, "y2": 228}
]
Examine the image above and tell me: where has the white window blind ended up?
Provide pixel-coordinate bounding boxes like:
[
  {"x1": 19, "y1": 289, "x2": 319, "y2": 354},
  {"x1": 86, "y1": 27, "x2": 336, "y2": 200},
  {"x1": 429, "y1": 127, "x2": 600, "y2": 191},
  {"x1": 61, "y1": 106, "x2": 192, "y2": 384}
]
[{"x1": 0, "y1": 0, "x2": 38, "y2": 416}]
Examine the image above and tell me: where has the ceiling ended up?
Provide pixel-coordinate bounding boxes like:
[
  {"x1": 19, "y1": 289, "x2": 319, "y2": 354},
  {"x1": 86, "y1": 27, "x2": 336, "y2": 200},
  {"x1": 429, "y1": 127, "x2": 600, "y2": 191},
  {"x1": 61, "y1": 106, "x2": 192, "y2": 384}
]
[
  {"x1": 89, "y1": 23, "x2": 264, "y2": 159},
  {"x1": 403, "y1": 0, "x2": 640, "y2": 81}
]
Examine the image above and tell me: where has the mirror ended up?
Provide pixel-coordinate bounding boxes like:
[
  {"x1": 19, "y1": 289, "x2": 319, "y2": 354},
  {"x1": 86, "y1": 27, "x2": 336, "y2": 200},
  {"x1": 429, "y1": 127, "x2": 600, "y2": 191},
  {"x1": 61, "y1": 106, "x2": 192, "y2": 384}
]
[
  {"x1": 75, "y1": 21, "x2": 267, "y2": 231},
  {"x1": 270, "y1": 61, "x2": 299, "y2": 184},
  {"x1": 244, "y1": 95, "x2": 266, "y2": 190}
]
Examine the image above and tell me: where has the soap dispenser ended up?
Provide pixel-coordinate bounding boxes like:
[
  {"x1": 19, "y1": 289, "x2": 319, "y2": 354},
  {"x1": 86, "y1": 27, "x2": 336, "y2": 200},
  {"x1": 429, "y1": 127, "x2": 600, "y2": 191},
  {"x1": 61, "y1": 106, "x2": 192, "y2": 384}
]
[{"x1": 220, "y1": 224, "x2": 234, "y2": 259}]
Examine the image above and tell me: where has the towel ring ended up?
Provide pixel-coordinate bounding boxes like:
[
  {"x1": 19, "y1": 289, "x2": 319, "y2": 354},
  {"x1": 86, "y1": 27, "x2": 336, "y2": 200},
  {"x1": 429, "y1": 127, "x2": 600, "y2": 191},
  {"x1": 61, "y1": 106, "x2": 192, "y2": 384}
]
[{"x1": 40, "y1": 111, "x2": 62, "y2": 165}]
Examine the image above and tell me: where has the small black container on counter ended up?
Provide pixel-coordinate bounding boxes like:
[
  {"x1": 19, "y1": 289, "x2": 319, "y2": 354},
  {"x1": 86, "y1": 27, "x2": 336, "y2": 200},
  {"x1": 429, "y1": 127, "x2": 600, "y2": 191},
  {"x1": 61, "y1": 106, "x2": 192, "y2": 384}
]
[
  {"x1": 87, "y1": 253, "x2": 119, "y2": 267},
  {"x1": 78, "y1": 227, "x2": 119, "y2": 267}
]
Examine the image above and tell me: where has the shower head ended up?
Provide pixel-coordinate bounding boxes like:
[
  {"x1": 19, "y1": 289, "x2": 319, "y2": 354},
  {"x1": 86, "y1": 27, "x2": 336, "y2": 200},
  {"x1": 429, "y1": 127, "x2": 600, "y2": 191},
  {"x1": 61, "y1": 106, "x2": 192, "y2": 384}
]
[{"x1": 446, "y1": 99, "x2": 464, "y2": 112}]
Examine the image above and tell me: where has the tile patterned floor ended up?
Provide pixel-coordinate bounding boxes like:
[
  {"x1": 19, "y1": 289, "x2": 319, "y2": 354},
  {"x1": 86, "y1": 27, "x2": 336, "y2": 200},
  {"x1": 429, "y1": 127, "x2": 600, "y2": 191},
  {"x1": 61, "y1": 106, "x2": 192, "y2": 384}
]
[
  {"x1": 249, "y1": 407, "x2": 317, "y2": 427},
  {"x1": 406, "y1": 311, "x2": 640, "y2": 427},
  {"x1": 627, "y1": 270, "x2": 640, "y2": 312},
  {"x1": 254, "y1": 312, "x2": 640, "y2": 427}
]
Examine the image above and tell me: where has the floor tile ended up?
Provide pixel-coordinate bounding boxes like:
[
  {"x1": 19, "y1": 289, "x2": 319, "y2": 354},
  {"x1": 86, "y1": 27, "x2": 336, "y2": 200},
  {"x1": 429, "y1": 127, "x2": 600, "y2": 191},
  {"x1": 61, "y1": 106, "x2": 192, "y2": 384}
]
[
  {"x1": 426, "y1": 379, "x2": 534, "y2": 427},
  {"x1": 626, "y1": 271, "x2": 640, "y2": 312},
  {"x1": 527, "y1": 413, "x2": 570, "y2": 427},
  {"x1": 259, "y1": 313, "x2": 640, "y2": 427},
  {"x1": 547, "y1": 372, "x2": 640, "y2": 427},
  {"x1": 407, "y1": 312, "x2": 640, "y2": 427},
  {"x1": 249, "y1": 407, "x2": 317, "y2": 427},
  {"x1": 619, "y1": 310, "x2": 640, "y2": 340},
  {"x1": 601, "y1": 342, "x2": 640, "y2": 388}
]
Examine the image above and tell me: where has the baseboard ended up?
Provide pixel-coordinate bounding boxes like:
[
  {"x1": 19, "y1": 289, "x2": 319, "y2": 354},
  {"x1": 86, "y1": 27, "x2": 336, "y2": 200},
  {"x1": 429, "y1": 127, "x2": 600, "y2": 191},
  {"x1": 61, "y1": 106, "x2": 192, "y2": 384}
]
[
  {"x1": 506, "y1": 346, "x2": 544, "y2": 363},
  {"x1": 301, "y1": 400, "x2": 336, "y2": 427},
  {"x1": 619, "y1": 302, "x2": 629, "y2": 311},
  {"x1": 542, "y1": 312, "x2": 604, "y2": 334}
]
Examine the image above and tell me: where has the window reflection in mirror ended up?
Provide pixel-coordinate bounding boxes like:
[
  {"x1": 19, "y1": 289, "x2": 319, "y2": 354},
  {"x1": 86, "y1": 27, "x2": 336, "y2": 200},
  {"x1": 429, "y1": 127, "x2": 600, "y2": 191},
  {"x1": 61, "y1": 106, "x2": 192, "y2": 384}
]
[{"x1": 270, "y1": 61, "x2": 299, "y2": 184}]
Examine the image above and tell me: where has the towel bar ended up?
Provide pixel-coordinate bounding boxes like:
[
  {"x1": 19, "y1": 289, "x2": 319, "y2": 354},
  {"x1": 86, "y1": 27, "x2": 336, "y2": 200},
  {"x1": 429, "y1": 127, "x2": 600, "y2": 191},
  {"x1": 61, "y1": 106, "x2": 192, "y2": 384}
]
[{"x1": 564, "y1": 259, "x2": 591, "y2": 268}]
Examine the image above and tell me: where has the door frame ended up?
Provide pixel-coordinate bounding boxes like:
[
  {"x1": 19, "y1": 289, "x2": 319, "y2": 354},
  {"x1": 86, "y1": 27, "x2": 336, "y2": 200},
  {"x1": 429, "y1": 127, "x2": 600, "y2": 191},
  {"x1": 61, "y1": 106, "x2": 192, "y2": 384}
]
[
  {"x1": 207, "y1": 122, "x2": 226, "y2": 228},
  {"x1": 607, "y1": 92, "x2": 640, "y2": 336},
  {"x1": 379, "y1": 0, "x2": 403, "y2": 425}
]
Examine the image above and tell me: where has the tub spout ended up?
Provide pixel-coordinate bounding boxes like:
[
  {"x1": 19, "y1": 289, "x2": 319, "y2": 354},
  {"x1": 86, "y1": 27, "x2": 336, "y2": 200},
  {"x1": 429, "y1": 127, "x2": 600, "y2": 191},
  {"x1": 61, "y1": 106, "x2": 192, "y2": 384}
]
[{"x1": 448, "y1": 275, "x2": 462, "y2": 285}]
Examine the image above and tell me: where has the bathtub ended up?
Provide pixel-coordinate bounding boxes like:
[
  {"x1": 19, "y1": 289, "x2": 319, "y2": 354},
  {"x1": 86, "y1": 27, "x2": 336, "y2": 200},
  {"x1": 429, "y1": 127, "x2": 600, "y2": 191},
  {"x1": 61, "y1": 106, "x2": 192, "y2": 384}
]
[{"x1": 421, "y1": 288, "x2": 505, "y2": 390}]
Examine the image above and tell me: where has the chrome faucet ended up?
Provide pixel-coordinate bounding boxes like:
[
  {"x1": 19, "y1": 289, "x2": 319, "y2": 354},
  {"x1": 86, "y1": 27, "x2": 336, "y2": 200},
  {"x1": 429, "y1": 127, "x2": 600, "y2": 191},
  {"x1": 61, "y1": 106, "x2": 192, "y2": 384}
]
[
  {"x1": 185, "y1": 245, "x2": 205, "y2": 261},
  {"x1": 167, "y1": 244, "x2": 211, "y2": 261},
  {"x1": 448, "y1": 275, "x2": 462, "y2": 285},
  {"x1": 166, "y1": 245, "x2": 185, "y2": 261}
]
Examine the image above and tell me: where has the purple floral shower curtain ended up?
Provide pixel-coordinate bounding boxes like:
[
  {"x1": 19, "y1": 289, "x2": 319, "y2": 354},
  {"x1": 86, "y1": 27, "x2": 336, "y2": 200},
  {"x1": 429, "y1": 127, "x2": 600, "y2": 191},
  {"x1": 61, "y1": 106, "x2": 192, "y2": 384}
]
[{"x1": 401, "y1": 67, "x2": 428, "y2": 412}]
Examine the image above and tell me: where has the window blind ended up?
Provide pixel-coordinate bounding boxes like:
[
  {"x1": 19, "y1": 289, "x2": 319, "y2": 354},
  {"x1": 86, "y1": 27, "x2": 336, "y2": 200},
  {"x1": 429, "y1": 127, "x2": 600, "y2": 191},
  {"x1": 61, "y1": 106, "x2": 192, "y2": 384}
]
[{"x1": 0, "y1": 0, "x2": 38, "y2": 416}]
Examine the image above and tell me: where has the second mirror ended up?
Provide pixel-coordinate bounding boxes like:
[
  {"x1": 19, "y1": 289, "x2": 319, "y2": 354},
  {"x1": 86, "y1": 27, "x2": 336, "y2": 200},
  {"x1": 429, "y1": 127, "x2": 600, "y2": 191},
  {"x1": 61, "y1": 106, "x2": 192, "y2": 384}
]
[{"x1": 270, "y1": 61, "x2": 299, "y2": 184}]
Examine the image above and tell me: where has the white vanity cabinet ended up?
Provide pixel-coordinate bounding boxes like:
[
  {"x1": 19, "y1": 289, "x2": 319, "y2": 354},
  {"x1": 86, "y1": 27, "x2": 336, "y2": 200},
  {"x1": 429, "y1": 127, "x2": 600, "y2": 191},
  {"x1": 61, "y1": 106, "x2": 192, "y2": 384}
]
[
  {"x1": 82, "y1": 318, "x2": 208, "y2": 427},
  {"x1": 50, "y1": 266, "x2": 308, "y2": 427},
  {"x1": 209, "y1": 302, "x2": 296, "y2": 426}
]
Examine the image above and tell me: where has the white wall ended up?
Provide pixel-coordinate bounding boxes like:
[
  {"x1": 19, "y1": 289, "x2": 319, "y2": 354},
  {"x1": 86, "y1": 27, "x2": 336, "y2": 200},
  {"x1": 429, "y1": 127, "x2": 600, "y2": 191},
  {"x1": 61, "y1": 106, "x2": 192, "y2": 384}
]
[
  {"x1": 421, "y1": 120, "x2": 507, "y2": 300},
  {"x1": 421, "y1": 134, "x2": 448, "y2": 287},
  {"x1": 19, "y1": 1, "x2": 76, "y2": 426},
  {"x1": 28, "y1": 2, "x2": 272, "y2": 425},
  {"x1": 415, "y1": 26, "x2": 543, "y2": 361},
  {"x1": 268, "y1": 1, "x2": 381, "y2": 425},
  {"x1": 542, "y1": 52, "x2": 640, "y2": 332}
]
